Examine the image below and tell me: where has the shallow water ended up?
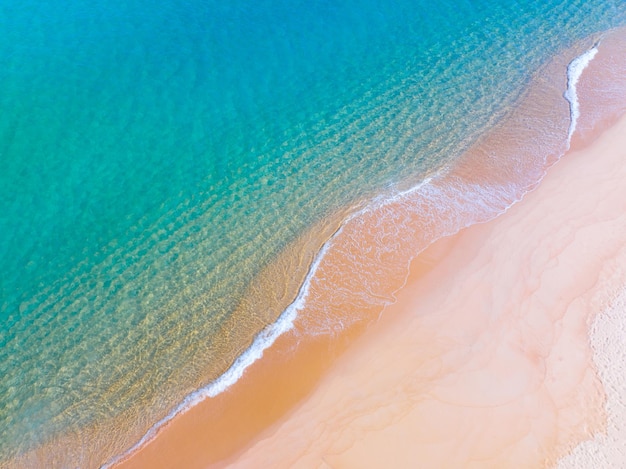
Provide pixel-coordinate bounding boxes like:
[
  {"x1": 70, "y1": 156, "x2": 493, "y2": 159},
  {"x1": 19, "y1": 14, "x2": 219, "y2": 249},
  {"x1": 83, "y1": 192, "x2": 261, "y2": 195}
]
[{"x1": 0, "y1": 0, "x2": 625, "y2": 466}]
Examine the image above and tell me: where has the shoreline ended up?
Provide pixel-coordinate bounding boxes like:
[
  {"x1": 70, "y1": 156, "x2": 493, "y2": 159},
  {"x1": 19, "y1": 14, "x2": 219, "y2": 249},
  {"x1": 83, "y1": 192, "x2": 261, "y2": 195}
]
[{"x1": 106, "y1": 27, "x2": 626, "y2": 469}]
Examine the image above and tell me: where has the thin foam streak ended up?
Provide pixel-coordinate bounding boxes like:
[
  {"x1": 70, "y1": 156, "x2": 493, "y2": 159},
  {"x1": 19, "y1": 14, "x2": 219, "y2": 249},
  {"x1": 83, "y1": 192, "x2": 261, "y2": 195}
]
[
  {"x1": 564, "y1": 44, "x2": 599, "y2": 143},
  {"x1": 101, "y1": 222, "x2": 341, "y2": 468}
]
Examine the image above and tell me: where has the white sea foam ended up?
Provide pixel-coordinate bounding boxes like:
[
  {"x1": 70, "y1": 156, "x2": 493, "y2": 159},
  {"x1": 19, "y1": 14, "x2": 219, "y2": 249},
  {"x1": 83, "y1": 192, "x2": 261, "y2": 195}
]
[
  {"x1": 345, "y1": 176, "x2": 435, "y2": 223},
  {"x1": 564, "y1": 45, "x2": 599, "y2": 144},
  {"x1": 100, "y1": 232, "x2": 337, "y2": 468}
]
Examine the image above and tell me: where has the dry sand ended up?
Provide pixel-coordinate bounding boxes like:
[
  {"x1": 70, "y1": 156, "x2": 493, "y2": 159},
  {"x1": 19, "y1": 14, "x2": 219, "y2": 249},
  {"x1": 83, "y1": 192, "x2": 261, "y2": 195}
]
[{"x1": 555, "y1": 288, "x2": 626, "y2": 468}]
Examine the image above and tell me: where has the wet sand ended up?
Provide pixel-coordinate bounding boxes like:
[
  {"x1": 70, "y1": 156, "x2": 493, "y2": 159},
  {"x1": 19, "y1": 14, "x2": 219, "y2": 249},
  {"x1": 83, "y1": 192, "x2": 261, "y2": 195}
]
[{"x1": 112, "y1": 30, "x2": 626, "y2": 469}]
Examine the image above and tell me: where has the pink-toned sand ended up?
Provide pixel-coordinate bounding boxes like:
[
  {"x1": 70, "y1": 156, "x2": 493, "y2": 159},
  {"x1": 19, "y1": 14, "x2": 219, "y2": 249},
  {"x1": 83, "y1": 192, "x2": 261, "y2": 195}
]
[{"x1": 113, "y1": 30, "x2": 626, "y2": 469}]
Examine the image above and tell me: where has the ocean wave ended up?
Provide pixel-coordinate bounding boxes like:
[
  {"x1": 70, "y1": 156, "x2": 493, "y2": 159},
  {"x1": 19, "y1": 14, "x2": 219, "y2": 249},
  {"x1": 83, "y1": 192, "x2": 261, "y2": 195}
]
[{"x1": 564, "y1": 44, "x2": 599, "y2": 143}]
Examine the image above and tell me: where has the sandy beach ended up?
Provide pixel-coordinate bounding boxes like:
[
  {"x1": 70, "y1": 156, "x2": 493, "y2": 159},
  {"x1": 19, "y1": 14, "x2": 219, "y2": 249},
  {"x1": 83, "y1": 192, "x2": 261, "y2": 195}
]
[{"x1": 113, "y1": 30, "x2": 626, "y2": 469}]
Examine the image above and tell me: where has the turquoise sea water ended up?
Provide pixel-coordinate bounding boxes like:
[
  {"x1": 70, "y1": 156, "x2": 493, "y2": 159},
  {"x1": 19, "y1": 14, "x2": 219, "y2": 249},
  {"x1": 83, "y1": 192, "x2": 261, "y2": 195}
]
[{"x1": 1, "y1": 0, "x2": 625, "y2": 466}]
